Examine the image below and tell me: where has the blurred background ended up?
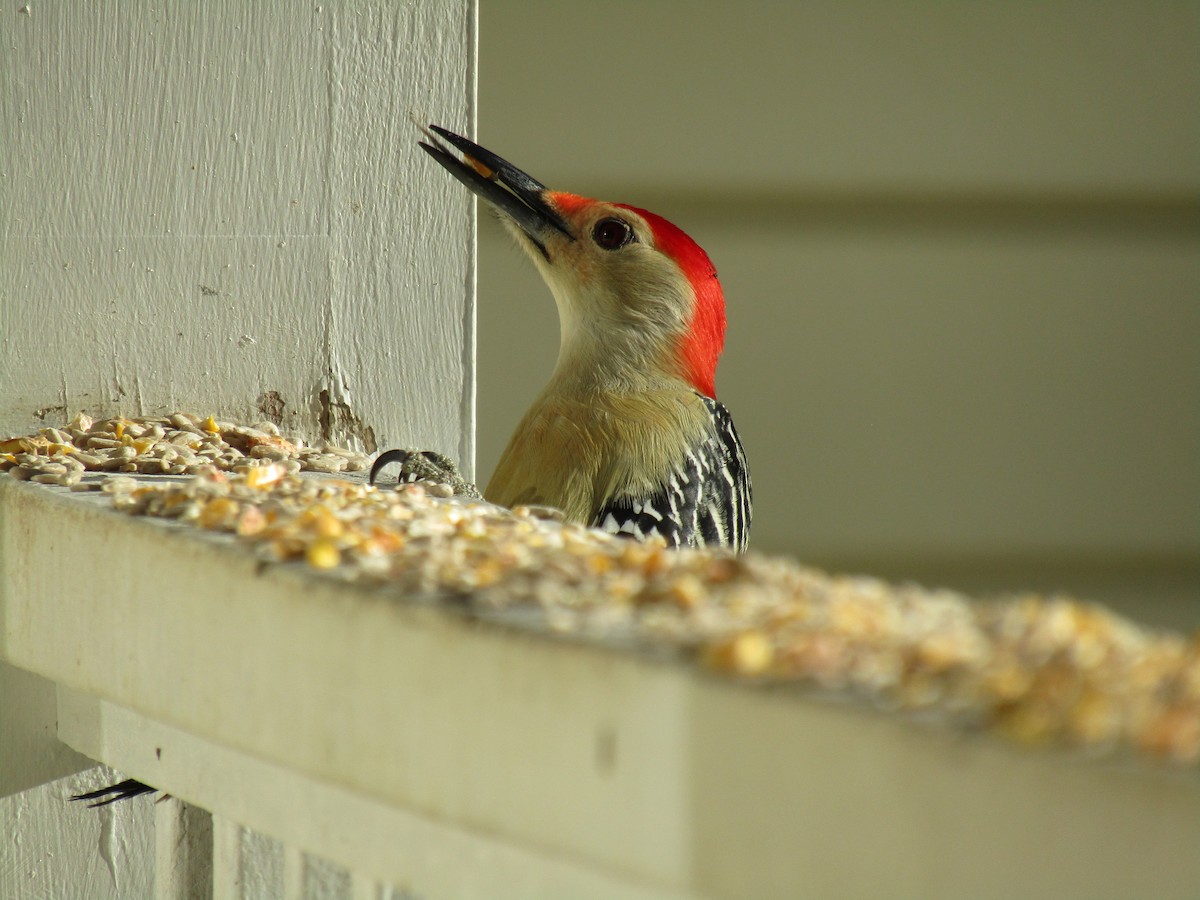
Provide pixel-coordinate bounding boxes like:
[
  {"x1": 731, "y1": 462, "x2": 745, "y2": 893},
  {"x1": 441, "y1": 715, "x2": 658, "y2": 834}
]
[{"x1": 474, "y1": 1, "x2": 1199, "y2": 629}]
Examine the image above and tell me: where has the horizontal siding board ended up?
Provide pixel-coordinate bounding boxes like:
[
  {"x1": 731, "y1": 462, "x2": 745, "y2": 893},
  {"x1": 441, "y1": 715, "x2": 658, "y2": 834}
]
[{"x1": 480, "y1": 1, "x2": 1198, "y2": 194}]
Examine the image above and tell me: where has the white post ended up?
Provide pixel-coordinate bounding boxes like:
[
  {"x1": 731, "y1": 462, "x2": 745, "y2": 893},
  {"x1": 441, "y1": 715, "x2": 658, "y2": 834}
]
[{"x1": 0, "y1": 2, "x2": 476, "y2": 896}]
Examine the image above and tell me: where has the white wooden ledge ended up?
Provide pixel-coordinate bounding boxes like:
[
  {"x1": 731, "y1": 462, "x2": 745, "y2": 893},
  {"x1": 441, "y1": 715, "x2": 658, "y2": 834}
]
[{"x1": 3, "y1": 477, "x2": 1200, "y2": 898}]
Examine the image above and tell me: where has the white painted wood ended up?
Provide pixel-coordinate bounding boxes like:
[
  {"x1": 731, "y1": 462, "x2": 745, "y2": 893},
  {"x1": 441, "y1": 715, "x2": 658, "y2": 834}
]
[
  {"x1": 4, "y1": 480, "x2": 1199, "y2": 898},
  {"x1": 282, "y1": 846, "x2": 307, "y2": 900},
  {"x1": 283, "y1": 846, "x2": 353, "y2": 900},
  {"x1": 349, "y1": 874, "x2": 411, "y2": 900},
  {"x1": 1, "y1": 0, "x2": 477, "y2": 472},
  {"x1": 57, "y1": 691, "x2": 685, "y2": 900},
  {"x1": 0, "y1": 768, "x2": 155, "y2": 900},
  {"x1": 212, "y1": 816, "x2": 245, "y2": 900},
  {"x1": 240, "y1": 825, "x2": 286, "y2": 899},
  {"x1": 155, "y1": 798, "x2": 213, "y2": 900}
]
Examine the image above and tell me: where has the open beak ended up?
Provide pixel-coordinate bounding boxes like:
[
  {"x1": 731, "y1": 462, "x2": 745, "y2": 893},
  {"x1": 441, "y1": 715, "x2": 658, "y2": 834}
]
[{"x1": 419, "y1": 125, "x2": 575, "y2": 257}]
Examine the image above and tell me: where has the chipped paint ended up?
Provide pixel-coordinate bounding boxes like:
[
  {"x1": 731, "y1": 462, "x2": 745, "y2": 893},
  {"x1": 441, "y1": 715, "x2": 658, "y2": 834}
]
[
  {"x1": 97, "y1": 807, "x2": 120, "y2": 889},
  {"x1": 256, "y1": 391, "x2": 287, "y2": 425},
  {"x1": 316, "y1": 386, "x2": 377, "y2": 454}
]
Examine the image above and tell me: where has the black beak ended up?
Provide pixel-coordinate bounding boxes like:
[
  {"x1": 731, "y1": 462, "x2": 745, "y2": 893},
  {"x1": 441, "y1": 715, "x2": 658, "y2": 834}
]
[{"x1": 420, "y1": 125, "x2": 575, "y2": 256}]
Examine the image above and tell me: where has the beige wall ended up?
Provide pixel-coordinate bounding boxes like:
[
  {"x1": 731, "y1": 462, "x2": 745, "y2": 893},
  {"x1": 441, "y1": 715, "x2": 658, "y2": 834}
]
[{"x1": 475, "y1": 2, "x2": 1199, "y2": 625}]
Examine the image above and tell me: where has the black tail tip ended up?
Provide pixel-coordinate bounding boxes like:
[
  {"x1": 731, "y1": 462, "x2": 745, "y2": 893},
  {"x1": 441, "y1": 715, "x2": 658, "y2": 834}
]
[{"x1": 70, "y1": 778, "x2": 156, "y2": 808}]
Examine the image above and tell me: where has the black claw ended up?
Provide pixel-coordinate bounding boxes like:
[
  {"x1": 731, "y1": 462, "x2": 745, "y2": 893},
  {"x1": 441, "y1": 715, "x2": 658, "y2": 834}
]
[
  {"x1": 369, "y1": 448, "x2": 416, "y2": 485},
  {"x1": 71, "y1": 778, "x2": 157, "y2": 807}
]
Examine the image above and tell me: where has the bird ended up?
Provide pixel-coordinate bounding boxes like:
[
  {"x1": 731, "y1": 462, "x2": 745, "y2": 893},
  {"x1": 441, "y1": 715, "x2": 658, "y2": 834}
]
[{"x1": 373, "y1": 126, "x2": 751, "y2": 552}]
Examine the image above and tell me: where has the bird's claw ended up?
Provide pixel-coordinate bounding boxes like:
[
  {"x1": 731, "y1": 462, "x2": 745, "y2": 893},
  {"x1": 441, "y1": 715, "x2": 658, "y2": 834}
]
[{"x1": 369, "y1": 448, "x2": 482, "y2": 500}]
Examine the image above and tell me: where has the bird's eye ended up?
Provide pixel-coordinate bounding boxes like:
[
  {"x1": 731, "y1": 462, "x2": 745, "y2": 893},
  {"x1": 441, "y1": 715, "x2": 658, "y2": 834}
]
[{"x1": 592, "y1": 217, "x2": 634, "y2": 251}]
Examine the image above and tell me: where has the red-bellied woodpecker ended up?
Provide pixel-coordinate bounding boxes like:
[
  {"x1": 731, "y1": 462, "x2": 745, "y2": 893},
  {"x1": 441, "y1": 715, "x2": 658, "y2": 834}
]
[{"x1": 373, "y1": 126, "x2": 752, "y2": 553}]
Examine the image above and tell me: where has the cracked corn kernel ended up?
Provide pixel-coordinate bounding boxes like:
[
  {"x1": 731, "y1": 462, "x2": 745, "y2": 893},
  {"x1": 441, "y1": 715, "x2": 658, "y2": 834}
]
[
  {"x1": 306, "y1": 538, "x2": 341, "y2": 570},
  {"x1": 668, "y1": 575, "x2": 704, "y2": 610},
  {"x1": 1070, "y1": 689, "x2": 1122, "y2": 747},
  {"x1": 304, "y1": 506, "x2": 344, "y2": 539},
  {"x1": 244, "y1": 463, "x2": 286, "y2": 489},
  {"x1": 705, "y1": 630, "x2": 774, "y2": 676},
  {"x1": 236, "y1": 504, "x2": 267, "y2": 537},
  {"x1": 198, "y1": 497, "x2": 240, "y2": 530}
]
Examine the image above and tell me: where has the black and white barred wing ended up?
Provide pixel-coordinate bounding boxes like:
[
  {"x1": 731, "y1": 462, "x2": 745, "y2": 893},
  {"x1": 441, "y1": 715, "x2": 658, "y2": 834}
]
[{"x1": 593, "y1": 396, "x2": 752, "y2": 553}]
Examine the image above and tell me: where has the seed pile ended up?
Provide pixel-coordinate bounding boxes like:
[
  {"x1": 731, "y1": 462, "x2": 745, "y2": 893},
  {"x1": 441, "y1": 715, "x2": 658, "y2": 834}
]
[
  {"x1": 3, "y1": 414, "x2": 1198, "y2": 766},
  {"x1": 0, "y1": 413, "x2": 370, "y2": 485}
]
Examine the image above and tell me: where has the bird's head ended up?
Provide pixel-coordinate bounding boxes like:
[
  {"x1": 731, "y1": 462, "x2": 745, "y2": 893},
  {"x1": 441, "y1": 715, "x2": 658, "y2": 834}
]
[{"x1": 421, "y1": 126, "x2": 726, "y2": 398}]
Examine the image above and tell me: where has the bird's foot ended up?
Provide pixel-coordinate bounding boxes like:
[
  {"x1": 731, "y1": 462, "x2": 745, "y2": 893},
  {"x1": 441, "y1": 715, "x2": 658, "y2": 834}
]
[{"x1": 369, "y1": 448, "x2": 482, "y2": 500}]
